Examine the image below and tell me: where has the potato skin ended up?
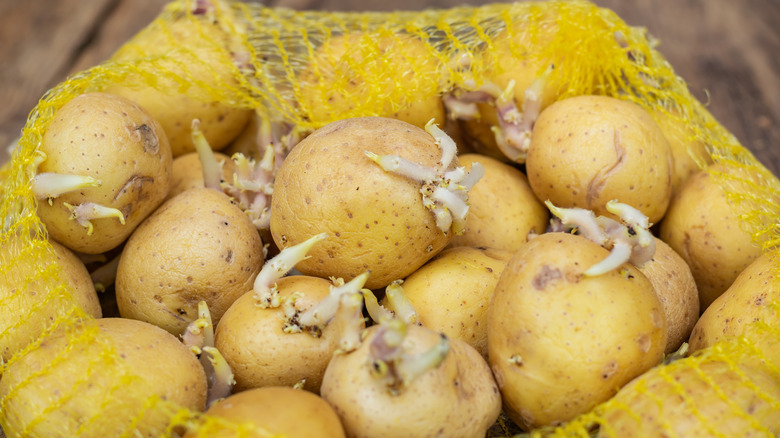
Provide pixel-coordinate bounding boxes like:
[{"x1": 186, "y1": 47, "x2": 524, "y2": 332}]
[
  {"x1": 689, "y1": 252, "x2": 778, "y2": 352},
  {"x1": 270, "y1": 117, "x2": 452, "y2": 290},
  {"x1": 215, "y1": 276, "x2": 345, "y2": 393},
  {"x1": 0, "y1": 318, "x2": 206, "y2": 438},
  {"x1": 638, "y1": 237, "x2": 700, "y2": 354},
  {"x1": 392, "y1": 246, "x2": 513, "y2": 359},
  {"x1": 184, "y1": 387, "x2": 346, "y2": 438},
  {"x1": 488, "y1": 232, "x2": 666, "y2": 430},
  {"x1": 448, "y1": 154, "x2": 548, "y2": 252},
  {"x1": 599, "y1": 360, "x2": 780, "y2": 437},
  {"x1": 526, "y1": 95, "x2": 673, "y2": 224},
  {"x1": 37, "y1": 92, "x2": 172, "y2": 254},
  {"x1": 0, "y1": 238, "x2": 101, "y2": 361},
  {"x1": 321, "y1": 324, "x2": 501, "y2": 438},
  {"x1": 116, "y1": 188, "x2": 264, "y2": 335},
  {"x1": 659, "y1": 165, "x2": 763, "y2": 311}
]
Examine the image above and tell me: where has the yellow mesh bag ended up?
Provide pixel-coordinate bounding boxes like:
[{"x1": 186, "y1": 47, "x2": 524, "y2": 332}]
[{"x1": 1, "y1": 0, "x2": 779, "y2": 436}]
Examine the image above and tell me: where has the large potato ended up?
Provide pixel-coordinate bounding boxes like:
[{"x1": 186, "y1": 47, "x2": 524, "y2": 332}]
[
  {"x1": 270, "y1": 117, "x2": 453, "y2": 290},
  {"x1": 116, "y1": 188, "x2": 264, "y2": 335},
  {"x1": 448, "y1": 154, "x2": 548, "y2": 252},
  {"x1": 36, "y1": 92, "x2": 172, "y2": 254},
  {"x1": 659, "y1": 164, "x2": 763, "y2": 310},
  {"x1": 0, "y1": 237, "x2": 101, "y2": 362},
  {"x1": 526, "y1": 95, "x2": 673, "y2": 224},
  {"x1": 488, "y1": 232, "x2": 666, "y2": 430},
  {"x1": 0, "y1": 318, "x2": 206, "y2": 438}
]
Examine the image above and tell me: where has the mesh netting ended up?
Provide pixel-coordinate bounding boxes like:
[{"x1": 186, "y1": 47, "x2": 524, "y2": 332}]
[{"x1": 1, "y1": 0, "x2": 779, "y2": 436}]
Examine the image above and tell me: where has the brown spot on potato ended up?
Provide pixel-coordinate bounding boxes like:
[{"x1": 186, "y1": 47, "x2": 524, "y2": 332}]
[
  {"x1": 134, "y1": 124, "x2": 159, "y2": 154},
  {"x1": 586, "y1": 129, "x2": 626, "y2": 207},
  {"x1": 532, "y1": 265, "x2": 562, "y2": 290},
  {"x1": 602, "y1": 360, "x2": 618, "y2": 379}
]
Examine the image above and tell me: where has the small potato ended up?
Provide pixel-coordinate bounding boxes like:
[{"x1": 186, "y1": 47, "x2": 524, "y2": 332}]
[
  {"x1": 659, "y1": 164, "x2": 763, "y2": 310},
  {"x1": 116, "y1": 188, "x2": 264, "y2": 335},
  {"x1": 526, "y1": 95, "x2": 673, "y2": 224},
  {"x1": 36, "y1": 92, "x2": 172, "y2": 254},
  {"x1": 638, "y1": 237, "x2": 700, "y2": 354},
  {"x1": 390, "y1": 246, "x2": 513, "y2": 359},
  {"x1": 106, "y1": 18, "x2": 252, "y2": 157},
  {"x1": 270, "y1": 117, "x2": 455, "y2": 290},
  {"x1": 448, "y1": 154, "x2": 548, "y2": 251},
  {"x1": 0, "y1": 318, "x2": 206, "y2": 438},
  {"x1": 184, "y1": 387, "x2": 346, "y2": 438},
  {"x1": 599, "y1": 359, "x2": 780, "y2": 437},
  {"x1": 321, "y1": 324, "x2": 501, "y2": 438},
  {"x1": 215, "y1": 276, "x2": 353, "y2": 393},
  {"x1": 689, "y1": 252, "x2": 778, "y2": 352},
  {"x1": 488, "y1": 232, "x2": 666, "y2": 430},
  {"x1": 0, "y1": 237, "x2": 101, "y2": 361},
  {"x1": 298, "y1": 33, "x2": 445, "y2": 130},
  {"x1": 167, "y1": 152, "x2": 234, "y2": 200}
]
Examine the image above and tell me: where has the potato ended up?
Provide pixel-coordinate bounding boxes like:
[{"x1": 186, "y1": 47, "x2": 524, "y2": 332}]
[
  {"x1": 215, "y1": 276, "x2": 359, "y2": 393},
  {"x1": 659, "y1": 164, "x2": 763, "y2": 310},
  {"x1": 637, "y1": 237, "x2": 700, "y2": 354},
  {"x1": 35, "y1": 92, "x2": 172, "y2": 254},
  {"x1": 448, "y1": 154, "x2": 549, "y2": 251},
  {"x1": 599, "y1": 359, "x2": 780, "y2": 437},
  {"x1": 270, "y1": 117, "x2": 458, "y2": 290},
  {"x1": 116, "y1": 187, "x2": 264, "y2": 335},
  {"x1": 106, "y1": 18, "x2": 252, "y2": 157},
  {"x1": 0, "y1": 318, "x2": 206, "y2": 438},
  {"x1": 526, "y1": 95, "x2": 673, "y2": 224},
  {"x1": 321, "y1": 323, "x2": 501, "y2": 438},
  {"x1": 689, "y1": 252, "x2": 779, "y2": 352},
  {"x1": 167, "y1": 151, "x2": 234, "y2": 200},
  {"x1": 488, "y1": 232, "x2": 666, "y2": 430},
  {"x1": 651, "y1": 108, "x2": 712, "y2": 194},
  {"x1": 298, "y1": 33, "x2": 445, "y2": 130},
  {"x1": 184, "y1": 387, "x2": 346, "y2": 438},
  {"x1": 389, "y1": 246, "x2": 513, "y2": 359},
  {"x1": 0, "y1": 237, "x2": 101, "y2": 362}
]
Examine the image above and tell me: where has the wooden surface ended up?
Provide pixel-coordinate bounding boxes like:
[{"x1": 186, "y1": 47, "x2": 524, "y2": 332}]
[{"x1": 0, "y1": 0, "x2": 778, "y2": 176}]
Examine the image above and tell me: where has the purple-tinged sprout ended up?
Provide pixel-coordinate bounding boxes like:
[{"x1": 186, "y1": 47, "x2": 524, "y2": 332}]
[
  {"x1": 364, "y1": 151, "x2": 437, "y2": 183},
  {"x1": 395, "y1": 333, "x2": 449, "y2": 388},
  {"x1": 297, "y1": 271, "x2": 370, "y2": 329},
  {"x1": 223, "y1": 150, "x2": 275, "y2": 230},
  {"x1": 606, "y1": 200, "x2": 654, "y2": 247},
  {"x1": 90, "y1": 253, "x2": 121, "y2": 293},
  {"x1": 332, "y1": 291, "x2": 366, "y2": 354},
  {"x1": 191, "y1": 119, "x2": 224, "y2": 192},
  {"x1": 202, "y1": 346, "x2": 236, "y2": 407},
  {"x1": 544, "y1": 200, "x2": 606, "y2": 245},
  {"x1": 32, "y1": 173, "x2": 102, "y2": 204},
  {"x1": 383, "y1": 280, "x2": 419, "y2": 325},
  {"x1": 362, "y1": 288, "x2": 395, "y2": 324},
  {"x1": 253, "y1": 233, "x2": 329, "y2": 308},
  {"x1": 442, "y1": 94, "x2": 481, "y2": 120},
  {"x1": 63, "y1": 202, "x2": 125, "y2": 236}
]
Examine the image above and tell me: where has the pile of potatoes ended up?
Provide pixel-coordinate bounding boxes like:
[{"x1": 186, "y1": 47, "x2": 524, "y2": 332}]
[{"x1": 2, "y1": 9, "x2": 779, "y2": 438}]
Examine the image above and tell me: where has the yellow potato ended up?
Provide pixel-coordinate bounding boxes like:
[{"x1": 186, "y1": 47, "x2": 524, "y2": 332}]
[
  {"x1": 215, "y1": 276, "x2": 352, "y2": 393},
  {"x1": 599, "y1": 359, "x2": 780, "y2": 437},
  {"x1": 116, "y1": 188, "x2": 264, "y2": 335},
  {"x1": 526, "y1": 95, "x2": 673, "y2": 224},
  {"x1": 638, "y1": 237, "x2": 700, "y2": 354},
  {"x1": 0, "y1": 237, "x2": 101, "y2": 362},
  {"x1": 270, "y1": 117, "x2": 453, "y2": 290},
  {"x1": 390, "y1": 246, "x2": 513, "y2": 359},
  {"x1": 36, "y1": 92, "x2": 172, "y2": 254},
  {"x1": 167, "y1": 152, "x2": 234, "y2": 200},
  {"x1": 659, "y1": 164, "x2": 763, "y2": 310},
  {"x1": 185, "y1": 387, "x2": 346, "y2": 438},
  {"x1": 488, "y1": 232, "x2": 665, "y2": 430},
  {"x1": 0, "y1": 318, "x2": 206, "y2": 438},
  {"x1": 298, "y1": 33, "x2": 445, "y2": 130},
  {"x1": 448, "y1": 153, "x2": 549, "y2": 251},
  {"x1": 321, "y1": 324, "x2": 501, "y2": 438},
  {"x1": 689, "y1": 251, "x2": 779, "y2": 352},
  {"x1": 651, "y1": 108, "x2": 712, "y2": 194},
  {"x1": 106, "y1": 19, "x2": 252, "y2": 157}
]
